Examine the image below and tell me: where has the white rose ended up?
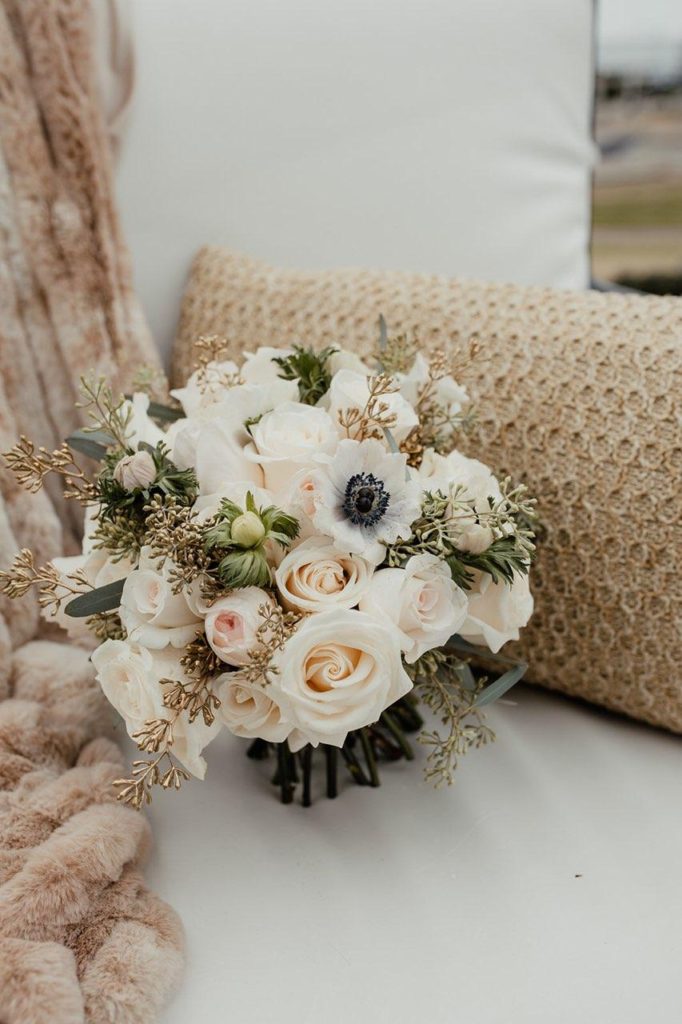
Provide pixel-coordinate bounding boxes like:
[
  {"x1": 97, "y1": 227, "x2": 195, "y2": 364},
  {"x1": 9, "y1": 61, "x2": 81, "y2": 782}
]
[
  {"x1": 419, "y1": 448, "x2": 503, "y2": 554},
  {"x1": 170, "y1": 359, "x2": 241, "y2": 416},
  {"x1": 275, "y1": 536, "x2": 373, "y2": 613},
  {"x1": 246, "y1": 401, "x2": 338, "y2": 495},
  {"x1": 241, "y1": 346, "x2": 293, "y2": 384},
  {"x1": 272, "y1": 608, "x2": 412, "y2": 749},
  {"x1": 217, "y1": 672, "x2": 291, "y2": 742},
  {"x1": 326, "y1": 369, "x2": 419, "y2": 444},
  {"x1": 192, "y1": 379, "x2": 298, "y2": 494},
  {"x1": 91, "y1": 641, "x2": 220, "y2": 778},
  {"x1": 459, "y1": 570, "x2": 533, "y2": 653},
  {"x1": 113, "y1": 450, "x2": 156, "y2": 491},
  {"x1": 119, "y1": 547, "x2": 202, "y2": 649},
  {"x1": 359, "y1": 554, "x2": 467, "y2": 663},
  {"x1": 164, "y1": 415, "x2": 200, "y2": 471},
  {"x1": 44, "y1": 550, "x2": 133, "y2": 644},
  {"x1": 203, "y1": 587, "x2": 274, "y2": 667},
  {"x1": 195, "y1": 417, "x2": 264, "y2": 494},
  {"x1": 123, "y1": 393, "x2": 166, "y2": 449},
  {"x1": 328, "y1": 348, "x2": 372, "y2": 377},
  {"x1": 398, "y1": 353, "x2": 469, "y2": 419}
]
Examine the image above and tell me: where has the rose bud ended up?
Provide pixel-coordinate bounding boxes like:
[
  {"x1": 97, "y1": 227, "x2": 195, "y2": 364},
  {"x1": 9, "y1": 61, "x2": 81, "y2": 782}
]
[
  {"x1": 230, "y1": 511, "x2": 266, "y2": 548},
  {"x1": 113, "y1": 450, "x2": 157, "y2": 491}
]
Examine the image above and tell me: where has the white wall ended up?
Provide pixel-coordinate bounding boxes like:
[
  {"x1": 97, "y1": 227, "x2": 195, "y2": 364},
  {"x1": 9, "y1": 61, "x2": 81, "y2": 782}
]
[{"x1": 115, "y1": 0, "x2": 596, "y2": 360}]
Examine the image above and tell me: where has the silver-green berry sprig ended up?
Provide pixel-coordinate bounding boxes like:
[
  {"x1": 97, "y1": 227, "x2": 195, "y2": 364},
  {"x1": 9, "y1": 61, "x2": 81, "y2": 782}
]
[{"x1": 203, "y1": 492, "x2": 299, "y2": 589}]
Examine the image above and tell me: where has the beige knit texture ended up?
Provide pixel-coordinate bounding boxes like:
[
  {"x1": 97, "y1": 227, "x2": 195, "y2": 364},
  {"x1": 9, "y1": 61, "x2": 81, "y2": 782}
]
[{"x1": 174, "y1": 246, "x2": 682, "y2": 733}]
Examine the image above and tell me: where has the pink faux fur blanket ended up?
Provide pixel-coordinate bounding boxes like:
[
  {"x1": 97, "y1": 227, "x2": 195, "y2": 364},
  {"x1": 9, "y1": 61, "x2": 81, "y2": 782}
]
[
  {"x1": 0, "y1": 642, "x2": 184, "y2": 1024},
  {"x1": 0, "y1": 2, "x2": 184, "y2": 1020}
]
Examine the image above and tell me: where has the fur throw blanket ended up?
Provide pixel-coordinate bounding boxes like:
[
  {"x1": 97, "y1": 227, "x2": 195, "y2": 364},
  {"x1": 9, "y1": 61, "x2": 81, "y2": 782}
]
[
  {"x1": 0, "y1": 642, "x2": 184, "y2": 1024},
  {"x1": 0, "y1": 2, "x2": 183, "y2": 1021}
]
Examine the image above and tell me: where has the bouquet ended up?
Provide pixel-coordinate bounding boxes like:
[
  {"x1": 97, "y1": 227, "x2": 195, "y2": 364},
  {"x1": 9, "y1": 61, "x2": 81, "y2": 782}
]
[{"x1": 0, "y1": 324, "x2": 537, "y2": 806}]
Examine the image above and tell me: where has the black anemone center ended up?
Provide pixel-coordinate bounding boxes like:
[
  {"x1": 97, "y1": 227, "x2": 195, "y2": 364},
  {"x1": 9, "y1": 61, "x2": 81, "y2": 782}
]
[{"x1": 342, "y1": 472, "x2": 390, "y2": 527}]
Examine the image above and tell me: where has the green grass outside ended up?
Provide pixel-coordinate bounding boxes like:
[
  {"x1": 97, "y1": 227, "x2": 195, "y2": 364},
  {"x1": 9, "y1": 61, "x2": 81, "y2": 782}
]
[{"x1": 593, "y1": 182, "x2": 682, "y2": 228}]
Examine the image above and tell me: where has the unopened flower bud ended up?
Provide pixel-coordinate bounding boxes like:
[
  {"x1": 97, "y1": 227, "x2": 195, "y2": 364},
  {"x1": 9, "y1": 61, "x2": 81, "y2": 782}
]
[
  {"x1": 231, "y1": 511, "x2": 266, "y2": 548},
  {"x1": 113, "y1": 450, "x2": 156, "y2": 491}
]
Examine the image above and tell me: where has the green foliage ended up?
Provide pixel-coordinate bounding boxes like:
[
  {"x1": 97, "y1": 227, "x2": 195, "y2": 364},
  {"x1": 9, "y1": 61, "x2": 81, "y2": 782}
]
[
  {"x1": 216, "y1": 549, "x2": 272, "y2": 589},
  {"x1": 91, "y1": 511, "x2": 145, "y2": 563},
  {"x1": 451, "y1": 536, "x2": 532, "y2": 588},
  {"x1": 374, "y1": 325, "x2": 418, "y2": 376},
  {"x1": 273, "y1": 345, "x2": 338, "y2": 405},
  {"x1": 96, "y1": 443, "x2": 197, "y2": 524},
  {"x1": 385, "y1": 481, "x2": 537, "y2": 590},
  {"x1": 65, "y1": 578, "x2": 126, "y2": 618},
  {"x1": 408, "y1": 647, "x2": 495, "y2": 786},
  {"x1": 204, "y1": 491, "x2": 300, "y2": 589}
]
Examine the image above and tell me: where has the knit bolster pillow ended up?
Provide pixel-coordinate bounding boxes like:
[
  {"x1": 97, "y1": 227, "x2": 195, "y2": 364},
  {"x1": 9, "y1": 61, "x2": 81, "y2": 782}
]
[{"x1": 172, "y1": 246, "x2": 682, "y2": 734}]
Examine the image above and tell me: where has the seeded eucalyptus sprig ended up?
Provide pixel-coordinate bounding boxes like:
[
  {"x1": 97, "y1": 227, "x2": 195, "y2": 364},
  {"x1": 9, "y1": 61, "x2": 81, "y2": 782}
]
[
  {"x1": 273, "y1": 344, "x2": 338, "y2": 405},
  {"x1": 204, "y1": 491, "x2": 300, "y2": 589},
  {"x1": 385, "y1": 481, "x2": 537, "y2": 589}
]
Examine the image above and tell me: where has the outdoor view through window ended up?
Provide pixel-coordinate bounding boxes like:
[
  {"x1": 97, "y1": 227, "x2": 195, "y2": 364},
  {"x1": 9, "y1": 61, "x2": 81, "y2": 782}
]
[{"x1": 594, "y1": 0, "x2": 682, "y2": 292}]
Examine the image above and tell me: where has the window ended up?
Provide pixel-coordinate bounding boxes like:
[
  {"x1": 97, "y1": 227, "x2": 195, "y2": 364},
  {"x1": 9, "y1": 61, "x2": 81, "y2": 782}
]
[{"x1": 593, "y1": 0, "x2": 682, "y2": 293}]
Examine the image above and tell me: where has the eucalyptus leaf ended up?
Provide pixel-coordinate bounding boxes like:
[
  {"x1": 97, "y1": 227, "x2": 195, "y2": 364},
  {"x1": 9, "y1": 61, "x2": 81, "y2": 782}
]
[
  {"x1": 445, "y1": 635, "x2": 527, "y2": 707},
  {"x1": 473, "y1": 661, "x2": 527, "y2": 708},
  {"x1": 455, "y1": 661, "x2": 477, "y2": 693},
  {"x1": 124, "y1": 396, "x2": 183, "y2": 423},
  {"x1": 384, "y1": 426, "x2": 400, "y2": 454},
  {"x1": 66, "y1": 429, "x2": 117, "y2": 461},
  {"x1": 378, "y1": 314, "x2": 388, "y2": 352},
  {"x1": 147, "y1": 400, "x2": 184, "y2": 423},
  {"x1": 65, "y1": 578, "x2": 126, "y2": 618}
]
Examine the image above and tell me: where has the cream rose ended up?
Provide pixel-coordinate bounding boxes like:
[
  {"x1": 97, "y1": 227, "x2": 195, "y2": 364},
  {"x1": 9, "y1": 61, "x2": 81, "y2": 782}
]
[
  {"x1": 246, "y1": 401, "x2": 338, "y2": 495},
  {"x1": 459, "y1": 570, "x2": 533, "y2": 653},
  {"x1": 272, "y1": 609, "x2": 412, "y2": 749},
  {"x1": 192, "y1": 379, "x2": 298, "y2": 494},
  {"x1": 203, "y1": 587, "x2": 275, "y2": 667},
  {"x1": 119, "y1": 547, "x2": 202, "y2": 649},
  {"x1": 419, "y1": 448, "x2": 503, "y2": 554},
  {"x1": 170, "y1": 359, "x2": 242, "y2": 415},
  {"x1": 398, "y1": 353, "x2": 469, "y2": 419},
  {"x1": 241, "y1": 346, "x2": 293, "y2": 384},
  {"x1": 123, "y1": 393, "x2": 166, "y2": 449},
  {"x1": 328, "y1": 348, "x2": 372, "y2": 377},
  {"x1": 359, "y1": 554, "x2": 467, "y2": 663},
  {"x1": 326, "y1": 369, "x2": 419, "y2": 444},
  {"x1": 91, "y1": 641, "x2": 220, "y2": 778},
  {"x1": 217, "y1": 672, "x2": 291, "y2": 742},
  {"x1": 275, "y1": 537, "x2": 373, "y2": 613}
]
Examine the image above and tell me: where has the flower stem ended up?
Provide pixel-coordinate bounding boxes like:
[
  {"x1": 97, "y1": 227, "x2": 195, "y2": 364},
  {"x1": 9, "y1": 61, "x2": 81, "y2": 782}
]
[
  {"x1": 391, "y1": 698, "x2": 424, "y2": 733},
  {"x1": 277, "y1": 742, "x2": 294, "y2": 804},
  {"x1": 359, "y1": 728, "x2": 381, "y2": 787},
  {"x1": 341, "y1": 740, "x2": 370, "y2": 786},
  {"x1": 300, "y1": 745, "x2": 313, "y2": 807},
  {"x1": 324, "y1": 746, "x2": 338, "y2": 799},
  {"x1": 247, "y1": 738, "x2": 270, "y2": 760},
  {"x1": 381, "y1": 711, "x2": 415, "y2": 760},
  {"x1": 369, "y1": 726, "x2": 403, "y2": 761}
]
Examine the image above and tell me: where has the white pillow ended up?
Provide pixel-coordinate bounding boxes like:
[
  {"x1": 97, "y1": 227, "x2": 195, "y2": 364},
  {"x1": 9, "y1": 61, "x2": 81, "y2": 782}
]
[{"x1": 115, "y1": 0, "x2": 596, "y2": 361}]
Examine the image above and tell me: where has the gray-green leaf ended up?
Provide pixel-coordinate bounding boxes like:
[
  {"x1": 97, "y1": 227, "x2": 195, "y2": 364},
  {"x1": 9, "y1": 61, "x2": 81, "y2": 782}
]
[
  {"x1": 65, "y1": 578, "x2": 126, "y2": 617},
  {"x1": 67, "y1": 429, "x2": 117, "y2": 461}
]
